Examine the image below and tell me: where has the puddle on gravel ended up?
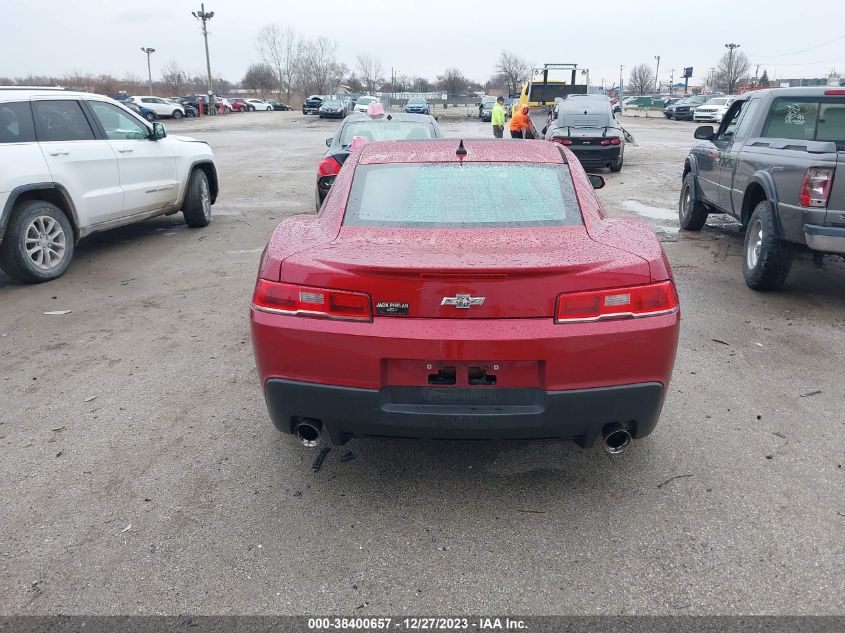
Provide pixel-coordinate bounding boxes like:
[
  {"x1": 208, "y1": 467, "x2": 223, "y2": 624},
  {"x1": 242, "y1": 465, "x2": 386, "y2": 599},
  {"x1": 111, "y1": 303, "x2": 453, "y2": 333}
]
[{"x1": 623, "y1": 200, "x2": 678, "y2": 222}]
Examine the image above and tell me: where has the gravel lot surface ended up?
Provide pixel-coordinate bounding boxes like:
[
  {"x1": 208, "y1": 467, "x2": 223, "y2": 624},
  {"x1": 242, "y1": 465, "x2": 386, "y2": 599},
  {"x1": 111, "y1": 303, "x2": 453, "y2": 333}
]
[{"x1": 1, "y1": 109, "x2": 842, "y2": 615}]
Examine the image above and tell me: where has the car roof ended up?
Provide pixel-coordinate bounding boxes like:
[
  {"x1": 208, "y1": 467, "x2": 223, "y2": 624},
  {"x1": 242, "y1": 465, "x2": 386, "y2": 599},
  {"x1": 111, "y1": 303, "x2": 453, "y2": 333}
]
[
  {"x1": 0, "y1": 87, "x2": 103, "y2": 102},
  {"x1": 356, "y1": 139, "x2": 565, "y2": 165},
  {"x1": 344, "y1": 112, "x2": 435, "y2": 123}
]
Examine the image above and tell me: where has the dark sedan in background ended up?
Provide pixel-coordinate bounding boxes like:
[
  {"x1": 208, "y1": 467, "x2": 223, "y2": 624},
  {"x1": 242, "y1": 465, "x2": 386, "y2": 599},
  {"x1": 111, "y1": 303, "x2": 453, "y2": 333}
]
[
  {"x1": 544, "y1": 96, "x2": 625, "y2": 172},
  {"x1": 404, "y1": 98, "x2": 431, "y2": 115},
  {"x1": 665, "y1": 94, "x2": 717, "y2": 120},
  {"x1": 315, "y1": 111, "x2": 443, "y2": 210},
  {"x1": 319, "y1": 99, "x2": 347, "y2": 119}
]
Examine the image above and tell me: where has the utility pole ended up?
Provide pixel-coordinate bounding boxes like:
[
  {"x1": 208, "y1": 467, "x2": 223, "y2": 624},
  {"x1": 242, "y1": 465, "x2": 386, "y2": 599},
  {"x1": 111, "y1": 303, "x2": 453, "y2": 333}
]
[
  {"x1": 192, "y1": 4, "x2": 216, "y2": 114},
  {"x1": 654, "y1": 55, "x2": 661, "y2": 93},
  {"x1": 669, "y1": 68, "x2": 676, "y2": 95},
  {"x1": 140, "y1": 47, "x2": 155, "y2": 95},
  {"x1": 725, "y1": 43, "x2": 740, "y2": 93},
  {"x1": 619, "y1": 65, "x2": 623, "y2": 98}
]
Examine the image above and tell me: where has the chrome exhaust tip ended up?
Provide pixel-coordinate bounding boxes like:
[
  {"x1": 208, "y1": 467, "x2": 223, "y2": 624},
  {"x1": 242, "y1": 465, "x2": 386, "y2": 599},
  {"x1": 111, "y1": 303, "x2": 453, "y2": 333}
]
[
  {"x1": 293, "y1": 420, "x2": 322, "y2": 447},
  {"x1": 602, "y1": 423, "x2": 632, "y2": 455}
]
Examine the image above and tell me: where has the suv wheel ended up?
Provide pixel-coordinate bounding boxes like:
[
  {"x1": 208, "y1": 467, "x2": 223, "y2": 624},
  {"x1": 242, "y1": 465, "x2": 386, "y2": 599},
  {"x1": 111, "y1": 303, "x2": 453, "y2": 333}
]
[
  {"x1": 172, "y1": 109, "x2": 183, "y2": 119},
  {"x1": 679, "y1": 173, "x2": 709, "y2": 230},
  {"x1": 0, "y1": 200, "x2": 74, "y2": 283},
  {"x1": 742, "y1": 200, "x2": 793, "y2": 290},
  {"x1": 182, "y1": 169, "x2": 212, "y2": 228}
]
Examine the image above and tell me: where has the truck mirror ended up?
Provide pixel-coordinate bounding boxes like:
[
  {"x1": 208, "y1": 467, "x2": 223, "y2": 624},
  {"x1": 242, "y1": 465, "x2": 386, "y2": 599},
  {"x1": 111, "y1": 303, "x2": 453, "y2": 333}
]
[{"x1": 694, "y1": 125, "x2": 715, "y2": 141}]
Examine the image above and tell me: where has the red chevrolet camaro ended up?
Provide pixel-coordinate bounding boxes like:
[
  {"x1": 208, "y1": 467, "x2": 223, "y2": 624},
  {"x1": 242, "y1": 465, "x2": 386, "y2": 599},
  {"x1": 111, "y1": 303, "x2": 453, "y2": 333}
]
[{"x1": 251, "y1": 139, "x2": 680, "y2": 453}]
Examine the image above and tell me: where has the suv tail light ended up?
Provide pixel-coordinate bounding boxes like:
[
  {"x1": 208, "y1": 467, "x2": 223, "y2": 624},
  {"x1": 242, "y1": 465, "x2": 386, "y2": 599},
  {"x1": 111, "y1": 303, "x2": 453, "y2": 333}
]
[
  {"x1": 799, "y1": 167, "x2": 834, "y2": 208},
  {"x1": 556, "y1": 281, "x2": 679, "y2": 323},
  {"x1": 252, "y1": 280, "x2": 372, "y2": 322},
  {"x1": 600, "y1": 137, "x2": 622, "y2": 146},
  {"x1": 550, "y1": 136, "x2": 573, "y2": 146},
  {"x1": 824, "y1": 89, "x2": 845, "y2": 95}
]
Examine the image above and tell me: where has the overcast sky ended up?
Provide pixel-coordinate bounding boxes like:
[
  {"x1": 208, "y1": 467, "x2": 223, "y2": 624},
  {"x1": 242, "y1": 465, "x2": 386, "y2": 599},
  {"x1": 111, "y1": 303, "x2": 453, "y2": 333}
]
[{"x1": 3, "y1": 0, "x2": 844, "y2": 88}]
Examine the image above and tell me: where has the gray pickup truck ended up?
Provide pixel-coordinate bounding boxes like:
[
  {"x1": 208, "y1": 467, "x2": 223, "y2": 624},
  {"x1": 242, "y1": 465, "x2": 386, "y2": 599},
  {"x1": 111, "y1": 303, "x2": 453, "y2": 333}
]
[{"x1": 680, "y1": 87, "x2": 845, "y2": 290}]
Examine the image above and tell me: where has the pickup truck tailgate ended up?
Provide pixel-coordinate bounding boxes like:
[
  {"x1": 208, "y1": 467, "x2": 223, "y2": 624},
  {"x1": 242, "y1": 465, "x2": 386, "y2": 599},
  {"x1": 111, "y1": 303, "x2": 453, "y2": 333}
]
[{"x1": 828, "y1": 152, "x2": 845, "y2": 226}]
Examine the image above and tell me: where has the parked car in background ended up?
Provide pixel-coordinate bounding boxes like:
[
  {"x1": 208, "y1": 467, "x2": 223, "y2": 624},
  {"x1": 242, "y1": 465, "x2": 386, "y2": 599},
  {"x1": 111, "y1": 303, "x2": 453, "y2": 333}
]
[
  {"x1": 479, "y1": 99, "x2": 495, "y2": 122},
  {"x1": 0, "y1": 88, "x2": 218, "y2": 283},
  {"x1": 666, "y1": 94, "x2": 716, "y2": 120},
  {"x1": 544, "y1": 96, "x2": 626, "y2": 172},
  {"x1": 479, "y1": 95, "x2": 496, "y2": 118},
  {"x1": 693, "y1": 96, "x2": 738, "y2": 123},
  {"x1": 230, "y1": 98, "x2": 249, "y2": 112},
  {"x1": 165, "y1": 98, "x2": 197, "y2": 117},
  {"x1": 303, "y1": 95, "x2": 325, "y2": 115},
  {"x1": 319, "y1": 99, "x2": 347, "y2": 119},
  {"x1": 245, "y1": 99, "x2": 273, "y2": 112},
  {"x1": 680, "y1": 87, "x2": 845, "y2": 290},
  {"x1": 128, "y1": 96, "x2": 185, "y2": 119},
  {"x1": 268, "y1": 100, "x2": 292, "y2": 111},
  {"x1": 252, "y1": 138, "x2": 680, "y2": 452},
  {"x1": 404, "y1": 98, "x2": 430, "y2": 115},
  {"x1": 353, "y1": 96, "x2": 379, "y2": 114},
  {"x1": 315, "y1": 109, "x2": 443, "y2": 209},
  {"x1": 124, "y1": 101, "x2": 158, "y2": 121}
]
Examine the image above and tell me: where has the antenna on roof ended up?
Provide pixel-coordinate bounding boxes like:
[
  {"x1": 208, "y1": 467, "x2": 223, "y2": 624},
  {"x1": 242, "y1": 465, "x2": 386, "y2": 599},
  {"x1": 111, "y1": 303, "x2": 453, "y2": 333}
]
[{"x1": 456, "y1": 139, "x2": 467, "y2": 162}]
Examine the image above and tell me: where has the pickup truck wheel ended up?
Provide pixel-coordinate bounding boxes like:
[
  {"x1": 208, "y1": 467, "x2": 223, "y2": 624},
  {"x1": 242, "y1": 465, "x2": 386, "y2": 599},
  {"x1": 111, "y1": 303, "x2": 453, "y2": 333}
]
[
  {"x1": 742, "y1": 200, "x2": 792, "y2": 290},
  {"x1": 182, "y1": 169, "x2": 212, "y2": 228},
  {"x1": 0, "y1": 200, "x2": 74, "y2": 283},
  {"x1": 679, "y1": 173, "x2": 708, "y2": 230}
]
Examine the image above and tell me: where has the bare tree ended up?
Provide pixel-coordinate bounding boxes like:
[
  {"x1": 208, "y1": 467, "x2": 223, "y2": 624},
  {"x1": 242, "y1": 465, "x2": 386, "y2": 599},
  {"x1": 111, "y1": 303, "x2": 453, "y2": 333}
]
[
  {"x1": 256, "y1": 24, "x2": 300, "y2": 100},
  {"x1": 356, "y1": 53, "x2": 383, "y2": 94},
  {"x1": 714, "y1": 50, "x2": 752, "y2": 93},
  {"x1": 161, "y1": 59, "x2": 187, "y2": 96},
  {"x1": 628, "y1": 64, "x2": 656, "y2": 95},
  {"x1": 496, "y1": 50, "x2": 531, "y2": 97},
  {"x1": 437, "y1": 68, "x2": 470, "y2": 96},
  {"x1": 298, "y1": 36, "x2": 338, "y2": 96},
  {"x1": 243, "y1": 63, "x2": 276, "y2": 96}
]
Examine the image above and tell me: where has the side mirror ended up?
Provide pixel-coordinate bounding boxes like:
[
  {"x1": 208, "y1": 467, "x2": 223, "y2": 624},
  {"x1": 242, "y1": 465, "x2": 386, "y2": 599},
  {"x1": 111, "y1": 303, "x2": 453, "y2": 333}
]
[
  {"x1": 152, "y1": 122, "x2": 166, "y2": 140},
  {"x1": 325, "y1": 137, "x2": 333, "y2": 147},
  {"x1": 588, "y1": 174, "x2": 605, "y2": 189},
  {"x1": 694, "y1": 125, "x2": 715, "y2": 141}
]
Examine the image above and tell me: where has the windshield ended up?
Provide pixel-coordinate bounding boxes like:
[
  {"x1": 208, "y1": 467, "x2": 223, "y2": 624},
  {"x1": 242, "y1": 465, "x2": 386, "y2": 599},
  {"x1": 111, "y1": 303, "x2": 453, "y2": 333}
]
[
  {"x1": 408, "y1": 99, "x2": 425, "y2": 105},
  {"x1": 338, "y1": 121, "x2": 434, "y2": 146},
  {"x1": 323, "y1": 100, "x2": 341, "y2": 107},
  {"x1": 357, "y1": 97, "x2": 376, "y2": 105},
  {"x1": 344, "y1": 163, "x2": 582, "y2": 228},
  {"x1": 707, "y1": 98, "x2": 729, "y2": 106}
]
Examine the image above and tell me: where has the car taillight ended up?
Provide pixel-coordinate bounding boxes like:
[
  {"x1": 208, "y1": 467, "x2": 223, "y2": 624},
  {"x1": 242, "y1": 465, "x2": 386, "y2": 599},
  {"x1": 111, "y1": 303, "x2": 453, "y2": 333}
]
[
  {"x1": 799, "y1": 167, "x2": 834, "y2": 208},
  {"x1": 318, "y1": 156, "x2": 342, "y2": 177},
  {"x1": 824, "y1": 89, "x2": 845, "y2": 95},
  {"x1": 550, "y1": 137, "x2": 573, "y2": 146},
  {"x1": 555, "y1": 281, "x2": 679, "y2": 323},
  {"x1": 252, "y1": 280, "x2": 372, "y2": 322},
  {"x1": 600, "y1": 137, "x2": 622, "y2": 146}
]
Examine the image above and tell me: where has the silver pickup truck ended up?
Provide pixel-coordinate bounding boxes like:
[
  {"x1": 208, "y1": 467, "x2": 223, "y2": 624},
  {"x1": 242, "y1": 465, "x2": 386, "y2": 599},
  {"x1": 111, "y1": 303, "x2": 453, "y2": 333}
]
[{"x1": 680, "y1": 87, "x2": 845, "y2": 290}]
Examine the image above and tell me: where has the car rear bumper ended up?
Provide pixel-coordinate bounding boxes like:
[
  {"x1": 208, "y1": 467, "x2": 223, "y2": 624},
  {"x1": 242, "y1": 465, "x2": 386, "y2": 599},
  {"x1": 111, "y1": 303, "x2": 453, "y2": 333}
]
[
  {"x1": 804, "y1": 224, "x2": 845, "y2": 254},
  {"x1": 568, "y1": 146, "x2": 623, "y2": 169},
  {"x1": 251, "y1": 309, "x2": 680, "y2": 444},
  {"x1": 263, "y1": 379, "x2": 666, "y2": 446}
]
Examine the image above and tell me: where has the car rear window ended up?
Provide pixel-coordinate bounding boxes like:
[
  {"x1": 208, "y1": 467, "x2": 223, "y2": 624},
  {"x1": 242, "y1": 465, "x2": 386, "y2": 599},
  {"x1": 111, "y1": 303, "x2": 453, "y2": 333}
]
[
  {"x1": 343, "y1": 163, "x2": 582, "y2": 228},
  {"x1": 0, "y1": 101, "x2": 36, "y2": 143},
  {"x1": 762, "y1": 97, "x2": 845, "y2": 143},
  {"x1": 339, "y1": 121, "x2": 434, "y2": 146}
]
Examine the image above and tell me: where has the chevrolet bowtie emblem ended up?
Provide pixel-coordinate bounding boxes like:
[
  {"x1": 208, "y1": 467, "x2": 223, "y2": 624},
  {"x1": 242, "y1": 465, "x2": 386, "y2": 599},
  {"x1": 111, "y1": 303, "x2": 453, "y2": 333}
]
[{"x1": 441, "y1": 294, "x2": 485, "y2": 309}]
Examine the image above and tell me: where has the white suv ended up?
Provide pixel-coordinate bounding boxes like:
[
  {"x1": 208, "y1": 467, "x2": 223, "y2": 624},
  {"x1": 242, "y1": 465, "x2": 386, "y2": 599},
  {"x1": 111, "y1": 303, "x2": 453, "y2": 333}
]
[
  {"x1": 0, "y1": 88, "x2": 218, "y2": 283},
  {"x1": 128, "y1": 96, "x2": 186, "y2": 119}
]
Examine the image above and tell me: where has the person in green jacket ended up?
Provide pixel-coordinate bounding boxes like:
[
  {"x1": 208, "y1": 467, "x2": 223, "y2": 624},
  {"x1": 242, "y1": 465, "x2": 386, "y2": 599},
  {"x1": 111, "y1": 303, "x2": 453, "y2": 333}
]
[{"x1": 491, "y1": 96, "x2": 506, "y2": 138}]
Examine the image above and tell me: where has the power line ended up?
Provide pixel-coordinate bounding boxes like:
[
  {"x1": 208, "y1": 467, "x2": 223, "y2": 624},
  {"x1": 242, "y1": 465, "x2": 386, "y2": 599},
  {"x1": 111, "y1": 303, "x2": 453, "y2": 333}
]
[{"x1": 749, "y1": 34, "x2": 845, "y2": 58}]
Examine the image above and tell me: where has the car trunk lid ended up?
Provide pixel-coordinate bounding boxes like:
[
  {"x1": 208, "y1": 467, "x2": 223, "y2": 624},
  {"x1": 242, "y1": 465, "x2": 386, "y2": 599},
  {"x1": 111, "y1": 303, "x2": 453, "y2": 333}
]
[{"x1": 280, "y1": 226, "x2": 651, "y2": 318}]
